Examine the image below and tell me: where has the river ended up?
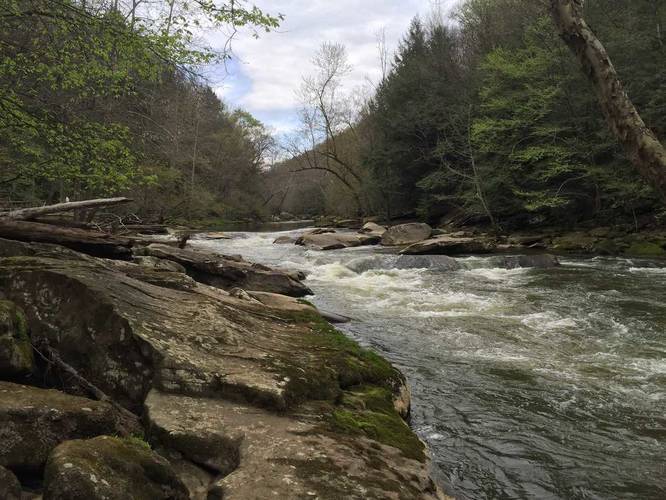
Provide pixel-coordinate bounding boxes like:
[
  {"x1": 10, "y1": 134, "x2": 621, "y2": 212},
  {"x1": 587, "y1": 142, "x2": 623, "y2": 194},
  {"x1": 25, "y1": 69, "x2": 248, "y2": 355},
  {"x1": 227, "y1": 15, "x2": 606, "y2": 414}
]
[{"x1": 193, "y1": 229, "x2": 666, "y2": 500}]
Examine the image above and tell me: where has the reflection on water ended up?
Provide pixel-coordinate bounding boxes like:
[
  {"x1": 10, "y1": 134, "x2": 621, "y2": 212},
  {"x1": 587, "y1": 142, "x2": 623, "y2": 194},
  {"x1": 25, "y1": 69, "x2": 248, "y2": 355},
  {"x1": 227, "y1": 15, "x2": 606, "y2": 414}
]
[{"x1": 194, "y1": 231, "x2": 666, "y2": 500}]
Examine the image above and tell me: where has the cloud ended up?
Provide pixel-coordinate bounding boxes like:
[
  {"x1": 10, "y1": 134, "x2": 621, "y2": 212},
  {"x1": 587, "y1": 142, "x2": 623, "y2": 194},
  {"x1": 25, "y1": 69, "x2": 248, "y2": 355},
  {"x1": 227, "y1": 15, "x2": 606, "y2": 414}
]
[{"x1": 205, "y1": 0, "x2": 460, "y2": 132}]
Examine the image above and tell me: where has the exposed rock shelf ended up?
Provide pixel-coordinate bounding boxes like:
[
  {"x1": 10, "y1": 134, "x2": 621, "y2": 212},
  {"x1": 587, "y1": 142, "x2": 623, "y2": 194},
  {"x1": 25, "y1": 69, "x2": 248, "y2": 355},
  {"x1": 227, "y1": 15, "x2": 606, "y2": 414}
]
[{"x1": 0, "y1": 238, "x2": 445, "y2": 499}]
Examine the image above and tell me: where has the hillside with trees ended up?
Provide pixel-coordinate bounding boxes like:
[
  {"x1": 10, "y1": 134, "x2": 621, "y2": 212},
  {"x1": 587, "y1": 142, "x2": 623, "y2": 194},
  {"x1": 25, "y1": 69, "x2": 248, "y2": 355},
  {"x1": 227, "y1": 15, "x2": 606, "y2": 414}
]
[
  {"x1": 2, "y1": 0, "x2": 664, "y2": 231},
  {"x1": 1, "y1": 0, "x2": 279, "y2": 223},
  {"x1": 270, "y1": 0, "x2": 665, "y2": 231}
]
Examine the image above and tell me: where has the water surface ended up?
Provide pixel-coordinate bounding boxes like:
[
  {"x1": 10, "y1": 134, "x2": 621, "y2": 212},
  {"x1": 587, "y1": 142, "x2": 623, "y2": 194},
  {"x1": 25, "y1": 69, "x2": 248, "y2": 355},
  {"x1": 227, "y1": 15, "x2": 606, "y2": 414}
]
[{"x1": 195, "y1": 230, "x2": 666, "y2": 500}]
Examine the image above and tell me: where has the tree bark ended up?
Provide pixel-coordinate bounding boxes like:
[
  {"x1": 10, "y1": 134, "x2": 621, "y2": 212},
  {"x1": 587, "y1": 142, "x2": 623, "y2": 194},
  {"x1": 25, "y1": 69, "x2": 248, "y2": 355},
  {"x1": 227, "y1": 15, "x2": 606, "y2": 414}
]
[
  {"x1": 549, "y1": 0, "x2": 666, "y2": 200},
  {"x1": 2, "y1": 197, "x2": 132, "y2": 220}
]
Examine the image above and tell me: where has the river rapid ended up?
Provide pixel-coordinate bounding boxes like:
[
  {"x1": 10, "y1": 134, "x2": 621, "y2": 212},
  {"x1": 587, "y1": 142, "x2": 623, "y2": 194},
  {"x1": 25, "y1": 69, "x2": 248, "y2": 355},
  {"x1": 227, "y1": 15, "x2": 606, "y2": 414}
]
[{"x1": 193, "y1": 229, "x2": 666, "y2": 500}]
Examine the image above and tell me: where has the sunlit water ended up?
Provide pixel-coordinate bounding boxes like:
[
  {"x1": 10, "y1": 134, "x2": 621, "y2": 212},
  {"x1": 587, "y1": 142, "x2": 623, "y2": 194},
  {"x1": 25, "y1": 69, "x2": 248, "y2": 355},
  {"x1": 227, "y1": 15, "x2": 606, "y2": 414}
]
[{"x1": 193, "y1": 230, "x2": 666, "y2": 500}]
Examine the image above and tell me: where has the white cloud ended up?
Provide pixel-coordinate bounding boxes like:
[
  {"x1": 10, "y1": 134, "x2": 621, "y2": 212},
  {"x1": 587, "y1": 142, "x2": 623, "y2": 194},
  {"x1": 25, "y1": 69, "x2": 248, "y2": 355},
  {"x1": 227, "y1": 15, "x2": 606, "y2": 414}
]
[{"x1": 205, "y1": 0, "x2": 460, "y2": 131}]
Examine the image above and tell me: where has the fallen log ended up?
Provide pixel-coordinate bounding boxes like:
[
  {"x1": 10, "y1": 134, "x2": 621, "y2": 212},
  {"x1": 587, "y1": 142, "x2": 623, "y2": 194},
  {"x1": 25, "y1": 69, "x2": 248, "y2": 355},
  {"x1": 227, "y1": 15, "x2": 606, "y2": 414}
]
[
  {"x1": 2, "y1": 197, "x2": 132, "y2": 220},
  {"x1": 32, "y1": 217, "x2": 96, "y2": 230},
  {"x1": 0, "y1": 219, "x2": 133, "y2": 259}
]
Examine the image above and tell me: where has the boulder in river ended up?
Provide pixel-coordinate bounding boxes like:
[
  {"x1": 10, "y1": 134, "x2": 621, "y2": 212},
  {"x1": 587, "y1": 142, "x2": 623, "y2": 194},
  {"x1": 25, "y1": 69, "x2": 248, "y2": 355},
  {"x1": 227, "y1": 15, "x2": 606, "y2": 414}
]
[
  {"x1": 44, "y1": 436, "x2": 189, "y2": 500},
  {"x1": 401, "y1": 235, "x2": 496, "y2": 255},
  {"x1": 273, "y1": 235, "x2": 297, "y2": 244},
  {"x1": 395, "y1": 254, "x2": 461, "y2": 271},
  {"x1": 138, "y1": 243, "x2": 312, "y2": 297},
  {"x1": 359, "y1": 222, "x2": 387, "y2": 238},
  {"x1": 0, "y1": 381, "x2": 127, "y2": 469},
  {"x1": 500, "y1": 254, "x2": 560, "y2": 269},
  {"x1": 381, "y1": 223, "x2": 432, "y2": 246},
  {"x1": 346, "y1": 255, "x2": 395, "y2": 273},
  {"x1": 552, "y1": 232, "x2": 598, "y2": 253},
  {"x1": 0, "y1": 300, "x2": 34, "y2": 377},
  {"x1": 296, "y1": 232, "x2": 379, "y2": 250}
]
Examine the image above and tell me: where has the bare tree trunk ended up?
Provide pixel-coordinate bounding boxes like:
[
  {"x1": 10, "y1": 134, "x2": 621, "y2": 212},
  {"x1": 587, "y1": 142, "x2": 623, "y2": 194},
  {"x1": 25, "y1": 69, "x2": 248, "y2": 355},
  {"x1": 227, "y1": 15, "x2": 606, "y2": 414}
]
[
  {"x1": 549, "y1": 0, "x2": 666, "y2": 201},
  {"x1": 2, "y1": 197, "x2": 132, "y2": 220},
  {"x1": 189, "y1": 95, "x2": 201, "y2": 219}
]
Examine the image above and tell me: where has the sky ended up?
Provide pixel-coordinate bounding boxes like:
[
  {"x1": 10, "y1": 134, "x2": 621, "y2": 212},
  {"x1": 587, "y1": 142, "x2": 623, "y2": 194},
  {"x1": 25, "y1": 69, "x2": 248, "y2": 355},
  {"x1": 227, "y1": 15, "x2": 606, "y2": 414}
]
[{"x1": 205, "y1": 0, "x2": 459, "y2": 135}]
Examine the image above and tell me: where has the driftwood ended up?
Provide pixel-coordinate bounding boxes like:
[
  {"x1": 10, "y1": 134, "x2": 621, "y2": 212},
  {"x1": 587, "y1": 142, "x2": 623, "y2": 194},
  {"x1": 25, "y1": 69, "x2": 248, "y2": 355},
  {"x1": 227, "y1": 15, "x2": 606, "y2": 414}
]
[
  {"x1": 1, "y1": 197, "x2": 132, "y2": 220},
  {"x1": 0, "y1": 219, "x2": 133, "y2": 258}
]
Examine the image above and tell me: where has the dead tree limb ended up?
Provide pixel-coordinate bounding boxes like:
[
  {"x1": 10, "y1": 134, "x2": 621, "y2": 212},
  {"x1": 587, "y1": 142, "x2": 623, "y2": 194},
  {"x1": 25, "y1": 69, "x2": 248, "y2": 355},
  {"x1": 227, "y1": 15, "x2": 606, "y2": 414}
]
[
  {"x1": 1, "y1": 197, "x2": 132, "y2": 220},
  {"x1": 550, "y1": 0, "x2": 666, "y2": 200},
  {"x1": 34, "y1": 340, "x2": 141, "y2": 435}
]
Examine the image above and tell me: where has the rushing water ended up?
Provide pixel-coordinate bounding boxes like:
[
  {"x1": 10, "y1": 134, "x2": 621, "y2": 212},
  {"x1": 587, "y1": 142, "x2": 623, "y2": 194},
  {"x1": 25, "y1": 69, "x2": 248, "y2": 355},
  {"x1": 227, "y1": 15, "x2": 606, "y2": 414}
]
[{"x1": 194, "y1": 230, "x2": 666, "y2": 500}]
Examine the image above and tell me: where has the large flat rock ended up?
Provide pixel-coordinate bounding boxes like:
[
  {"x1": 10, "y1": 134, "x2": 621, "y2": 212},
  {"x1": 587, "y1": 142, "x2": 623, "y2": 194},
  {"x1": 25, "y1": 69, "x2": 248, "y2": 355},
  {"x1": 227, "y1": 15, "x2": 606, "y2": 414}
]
[
  {"x1": 381, "y1": 223, "x2": 432, "y2": 246},
  {"x1": 401, "y1": 235, "x2": 496, "y2": 255},
  {"x1": 296, "y1": 232, "x2": 380, "y2": 251},
  {"x1": 146, "y1": 390, "x2": 444, "y2": 500},
  {"x1": 0, "y1": 241, "x2": 445, "y2": 499},
  {"x1": 0, "y1": 253, "x2": 406, "y2": 412},
  {"x1": 140, "y1": 243, "x2": 312, "y2": 297}
]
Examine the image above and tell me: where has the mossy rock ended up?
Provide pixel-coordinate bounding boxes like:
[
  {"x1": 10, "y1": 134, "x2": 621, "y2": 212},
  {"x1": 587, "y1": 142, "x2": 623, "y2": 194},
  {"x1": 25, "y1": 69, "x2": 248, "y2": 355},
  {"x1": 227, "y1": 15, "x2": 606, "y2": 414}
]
[
  {"x1": 552, "y1": 232, "x2": 598, "y2": 252},
  {"x1": 593, "y1": 238, "x2": 620, "y2": 256},
  {"x1": 0, "y1": 300, "x2": 34, "y2": 377},
  {"x1": 0, "y1": 381, "x2": 128, "y2": 470},
  {"x1": 329, "y1": 385, "x2": 426, "y2": 462},
  {"x1": 624, "y1": 241, "x2": 666, "y2": 257},
  {"x1": 271, "y1": 309, "x2": 404, "y2": 407},
  {"x1": 44, "y1": 436, "x2": 188, "y2": 500}
]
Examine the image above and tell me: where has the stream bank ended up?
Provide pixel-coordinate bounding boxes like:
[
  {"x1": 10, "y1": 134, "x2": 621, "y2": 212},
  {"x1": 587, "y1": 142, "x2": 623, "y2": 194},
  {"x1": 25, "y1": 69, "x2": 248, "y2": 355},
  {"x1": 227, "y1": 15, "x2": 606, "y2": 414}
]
[
  {"x1": 0, "y1": 237, "x2": 445, "y2": 499},
  {"x1": 193, "y1": 227, "x2": 666, "y2": 500}
]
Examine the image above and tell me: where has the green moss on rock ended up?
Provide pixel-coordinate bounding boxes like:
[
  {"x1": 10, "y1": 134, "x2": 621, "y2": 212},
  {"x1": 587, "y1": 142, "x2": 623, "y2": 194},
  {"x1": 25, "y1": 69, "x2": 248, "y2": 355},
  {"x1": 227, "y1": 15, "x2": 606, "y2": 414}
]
[
  {"x1": 44, "y1": 436, "x2": 188, "y2": 500},
  {"x1": 272, "y1": 309, "x2": 403, "y2": 406},
  {"x1": 624, "y1": 241, "x2": 666, "y2": 257},
  {"x1": 329, "y1": 386, "x2": 425, "y2": 462}
]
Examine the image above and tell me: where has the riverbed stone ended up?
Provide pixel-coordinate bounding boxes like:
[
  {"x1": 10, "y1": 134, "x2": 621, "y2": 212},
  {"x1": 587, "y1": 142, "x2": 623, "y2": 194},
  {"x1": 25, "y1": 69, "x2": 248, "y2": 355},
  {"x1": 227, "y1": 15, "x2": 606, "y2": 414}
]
[
  {"x1": 401, "y1": 235, "x2": 496, "y2": 255},
  {"x1": 381, "y1": 223, "x2": 432, "y2": 246},
  {"x1": 0, "y1": 300, "x2": 34, "y2": 377},
  {"x1": 0, "y1": 466, "x2": 21, "y2": 500},
  {"x1": 624, "y1": 241, "x2": 666, "y2": 257},
  {"x1": 273, "y1": 235, "x2": 297, "y2": 244},
  {"x1": 296, "y1": 232, "x2": 378, "y2": 250},
  {"x1": 395, "y1": 254, "x2": 461, "y2": 271},
  {"x1": 359, "y1": 222, "x2": 387, "y2": 238},
  {"x1": 500, "y1": 254, "x2": 560, "y2": 269},
  {"x1": 552, "y1": 232, "x2": 598, "y2": 252},
  {"x1": 0, "y1": 381, "x2": 126, "y2": 469},
  {"x1": 43, "y1": 436, "x2": 189, "y2": 500}
]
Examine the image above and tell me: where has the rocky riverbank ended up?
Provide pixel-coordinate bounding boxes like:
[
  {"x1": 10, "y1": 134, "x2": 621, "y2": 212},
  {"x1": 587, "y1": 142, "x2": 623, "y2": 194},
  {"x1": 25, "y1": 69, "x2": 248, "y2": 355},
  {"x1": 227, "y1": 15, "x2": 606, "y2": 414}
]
[
  {"x1": 0, "y1": 237, "x2": 446, "y2": 499},
  {"x1": 280, "y1": 219, "x2": 666, "y2": 259}
]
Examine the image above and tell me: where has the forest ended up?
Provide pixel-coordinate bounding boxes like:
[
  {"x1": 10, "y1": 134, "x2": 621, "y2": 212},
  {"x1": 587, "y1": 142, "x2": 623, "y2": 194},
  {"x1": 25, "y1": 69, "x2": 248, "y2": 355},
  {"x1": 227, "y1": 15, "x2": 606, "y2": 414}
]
[{"x1": 2, "y1": 0, "x2": 665, "y2": 231}]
